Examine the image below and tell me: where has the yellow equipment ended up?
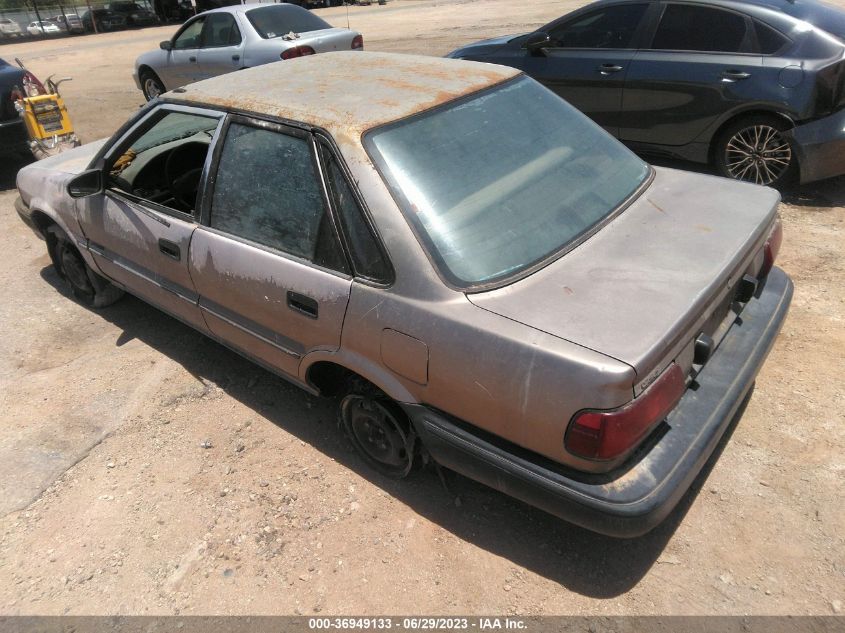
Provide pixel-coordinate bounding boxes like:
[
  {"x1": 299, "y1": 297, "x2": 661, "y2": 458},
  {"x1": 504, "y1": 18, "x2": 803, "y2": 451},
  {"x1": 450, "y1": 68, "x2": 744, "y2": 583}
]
[
  {"x1": 19, "y1": 93, "x2": 75, "y2": 141},
  {"x1": 13, "y1": 58, "x2": 80, "y2": 159}
]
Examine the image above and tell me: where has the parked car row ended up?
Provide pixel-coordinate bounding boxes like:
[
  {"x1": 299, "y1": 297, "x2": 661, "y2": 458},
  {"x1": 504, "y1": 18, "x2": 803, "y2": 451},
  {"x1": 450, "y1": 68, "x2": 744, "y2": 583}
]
[{"x1": 0, "y1": 3, "x2": 161, "y2": 39}]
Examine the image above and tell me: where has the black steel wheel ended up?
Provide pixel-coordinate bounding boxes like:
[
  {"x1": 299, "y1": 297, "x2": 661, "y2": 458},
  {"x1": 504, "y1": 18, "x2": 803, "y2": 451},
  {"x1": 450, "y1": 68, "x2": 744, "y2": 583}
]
[
  {"x1": 341, "y1": 394, "x2": 416, "y2": 479},
  {"x1": 715, "y1": 116, "x2": 797, "y2": 188},
  {"x1": 46, "y1": 225, "x2": 124, "y2": 308}
]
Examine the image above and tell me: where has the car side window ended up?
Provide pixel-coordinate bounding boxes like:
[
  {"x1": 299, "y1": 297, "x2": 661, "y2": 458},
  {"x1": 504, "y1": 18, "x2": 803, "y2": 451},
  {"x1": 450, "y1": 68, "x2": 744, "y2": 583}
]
[
  {"x1": 107, "y1": 110, "x2": 219, "y2": 215},
  {"x1": 650, "y1": 5, "x2": 749, "y2": 52},
  {"x1": 753, "y1": 20, "x2": 789, "y2": 54},
  {"x1": 323, "y1": 150, "x2": 391, "y2": 282},
  {"x1": 173, "y1": 17, "x2": 204, "y2": 49},
  {"x1": 549, "y1": 4, "x2": 648, "y2": 49},
  {"x1": 203, "y1": 13, "x2": 241, "y2": 48},
  {"x1": 210, "y1": 123, "x2": 349, "y2": 273}
]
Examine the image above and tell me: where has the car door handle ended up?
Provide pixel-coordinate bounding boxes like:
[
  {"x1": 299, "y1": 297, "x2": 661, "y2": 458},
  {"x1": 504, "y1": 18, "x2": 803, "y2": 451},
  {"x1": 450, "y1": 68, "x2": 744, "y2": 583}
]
[
  {"x1": 287, "y1": 291, "x2": 318, "y2": 319},
  {"x1": 189, "y1": 56, "x2": 197, "y2": 62},
  {"x1": 598, "y1": 64, "x2": 624, "y2": 75},
  {"x1": 232, "y1": 54, "x2": 240, "y2": 61},
  {"x1": 721, "y1": 70, "x2": 750, "y2": 81},
  {"x1": 158, "y1": 238, "x2": 181, "y2": 261}
]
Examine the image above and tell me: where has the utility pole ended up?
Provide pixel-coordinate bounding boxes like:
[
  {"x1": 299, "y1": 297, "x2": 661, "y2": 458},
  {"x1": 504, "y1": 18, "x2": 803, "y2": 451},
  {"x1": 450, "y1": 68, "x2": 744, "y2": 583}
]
[{"x1": 31, "y1": 0, "x2": 44, "y2": 33}]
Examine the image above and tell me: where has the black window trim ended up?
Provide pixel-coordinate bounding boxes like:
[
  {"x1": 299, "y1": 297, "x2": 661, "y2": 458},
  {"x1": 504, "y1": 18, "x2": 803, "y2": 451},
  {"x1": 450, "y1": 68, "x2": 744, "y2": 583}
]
[
  {"x1": 314, "y1": 133, "x2": 396, "y2": 287},
  {"x1": 199, "y1": 112, "x2": 354, "y2": 280},
  {"x1": 100, "y1": 102, "x2": 225, "y2": 224},
  {"x1": 644, "y1": 1, "x2": 757, "y2": 55}
]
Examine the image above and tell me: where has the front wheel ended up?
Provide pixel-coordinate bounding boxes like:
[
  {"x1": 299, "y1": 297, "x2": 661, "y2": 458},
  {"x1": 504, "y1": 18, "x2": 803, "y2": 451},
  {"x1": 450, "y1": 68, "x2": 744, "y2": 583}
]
[
  {"x1": 714, "y1": 117, "x2": 798, "y2": 189},
  {"x1": 46, "y1": 225, "x2": 124, "y2": 308},
  {"x1": 140, "y1": 70, "x2": 165, "y2": 101}
]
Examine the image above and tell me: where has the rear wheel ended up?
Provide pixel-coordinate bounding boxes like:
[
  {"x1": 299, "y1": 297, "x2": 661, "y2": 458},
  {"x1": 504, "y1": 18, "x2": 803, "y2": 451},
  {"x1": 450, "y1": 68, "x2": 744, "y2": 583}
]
[
  {"x1": 140, "y1": 70, "x2": 165, "y2": 101},
  {"x1": 714, "y1": 116, "x2": 797, "y2": 189},
  {"x1": 340, "y1": 388, "x2": 417, "y2": 479},
  {"x1": 46, "y1": 225, "x2": 124, "y2": 308}
]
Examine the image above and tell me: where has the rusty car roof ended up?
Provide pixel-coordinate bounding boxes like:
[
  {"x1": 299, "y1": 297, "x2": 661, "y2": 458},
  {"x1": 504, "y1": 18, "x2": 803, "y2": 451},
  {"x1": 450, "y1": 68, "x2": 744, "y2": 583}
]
[{"x1": 164, "y1": 52, "x2": 521, "y2": 138}]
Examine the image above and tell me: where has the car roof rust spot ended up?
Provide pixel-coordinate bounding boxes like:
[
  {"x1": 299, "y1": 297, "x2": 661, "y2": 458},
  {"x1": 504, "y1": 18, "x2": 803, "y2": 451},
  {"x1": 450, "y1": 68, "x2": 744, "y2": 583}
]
[{"x1": 165, "y1": 52, "x2": 521, "y2": 136}]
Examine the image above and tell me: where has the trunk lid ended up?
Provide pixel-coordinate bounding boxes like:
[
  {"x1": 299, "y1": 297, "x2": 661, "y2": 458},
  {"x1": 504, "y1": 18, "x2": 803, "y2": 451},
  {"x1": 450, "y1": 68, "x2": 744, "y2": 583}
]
[
  {"x1": 467, "y1": 167, "x2": 779, "y2": 383},
  {"x1": 303, "y1": 28, "x2": 356, "y2": 53}
]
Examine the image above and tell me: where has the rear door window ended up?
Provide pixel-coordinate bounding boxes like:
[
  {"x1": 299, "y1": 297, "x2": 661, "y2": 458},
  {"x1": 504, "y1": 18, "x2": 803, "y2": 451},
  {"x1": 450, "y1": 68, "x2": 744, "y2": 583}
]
[
  {"x1": 650, "y1": 4, "x2": 750, "y2": 52},
  {"x1": 202, "y1": 13, "x2": 241, "y2": 47}
]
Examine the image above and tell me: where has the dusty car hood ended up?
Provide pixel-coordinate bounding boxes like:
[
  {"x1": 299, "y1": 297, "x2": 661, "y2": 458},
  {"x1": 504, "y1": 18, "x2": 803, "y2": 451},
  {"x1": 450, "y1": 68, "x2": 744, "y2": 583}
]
[{"x1": 468, "y1": 167, "x2": 779, "y2": 379}]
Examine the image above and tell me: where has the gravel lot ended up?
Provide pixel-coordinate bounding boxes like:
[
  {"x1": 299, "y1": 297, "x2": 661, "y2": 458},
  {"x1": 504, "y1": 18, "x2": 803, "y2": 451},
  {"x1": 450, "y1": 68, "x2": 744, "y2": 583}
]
[{"x1": 0, "y1": 0, "x2": 843, "y2": 616}]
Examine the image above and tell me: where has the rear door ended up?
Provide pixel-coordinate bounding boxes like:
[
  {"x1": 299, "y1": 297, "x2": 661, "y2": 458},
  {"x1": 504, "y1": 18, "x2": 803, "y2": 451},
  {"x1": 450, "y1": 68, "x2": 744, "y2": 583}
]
[
  {"x1": 522, "y1": 2, "x2": 652, "y2": 136},
  {"x1": 76, "y1": 104, "x2": 224, "y2": 332},
  {"x1": 197, "y1": 12, "x2": 245, "y2": 80},
  {"x1": 189, "y1": 116, "x2": 353, "y2": 378},
  {"x1": 619, "y1": 2, "x2": 764, "y2": 146}
]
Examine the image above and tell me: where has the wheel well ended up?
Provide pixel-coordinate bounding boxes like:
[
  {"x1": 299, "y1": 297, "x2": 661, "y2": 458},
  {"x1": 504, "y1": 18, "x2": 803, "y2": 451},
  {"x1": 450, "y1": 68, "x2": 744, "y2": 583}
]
[
  {"x1": 29, "y1": 210, "x2": 56, "y2": 239},
  {"x1": 306, "y1": 362, "x2": 380, "y2": 398},
  {"x1": 708, "y1": 110, "x2": 795, "y2": 164},
  {"x1": 138, "y1": 65, "x2": 160, "y2": 82}
]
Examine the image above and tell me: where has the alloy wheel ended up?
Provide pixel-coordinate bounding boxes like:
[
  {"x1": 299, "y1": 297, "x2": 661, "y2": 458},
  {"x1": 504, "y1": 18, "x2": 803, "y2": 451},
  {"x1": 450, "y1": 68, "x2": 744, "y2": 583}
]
[{"x1": 724, "y1": 124, "x2": 792, "y2": 186}]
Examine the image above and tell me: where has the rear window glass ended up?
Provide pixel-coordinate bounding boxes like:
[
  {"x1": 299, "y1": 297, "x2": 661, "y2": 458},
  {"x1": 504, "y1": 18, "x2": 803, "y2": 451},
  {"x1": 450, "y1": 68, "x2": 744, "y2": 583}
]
[
  {"x1": 366, "y1": 77, "x2": 649, "y2": 288},
  {"x1": 245, "y1": 5, "x2": 330, "y2": 39}
]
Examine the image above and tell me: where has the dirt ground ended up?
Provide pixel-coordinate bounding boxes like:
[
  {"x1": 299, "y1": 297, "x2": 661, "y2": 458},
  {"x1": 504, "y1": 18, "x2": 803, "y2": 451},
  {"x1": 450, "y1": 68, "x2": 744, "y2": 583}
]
[{"x1": 0, "y1": 0, "x2": 844, "y2": 617}]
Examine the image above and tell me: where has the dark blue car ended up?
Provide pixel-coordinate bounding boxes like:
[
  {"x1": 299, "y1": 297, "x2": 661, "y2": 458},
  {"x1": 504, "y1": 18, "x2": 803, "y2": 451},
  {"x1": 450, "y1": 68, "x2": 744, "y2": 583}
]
[{"x1": 448, "y1": 0, "x2": 845, "y2": 187}]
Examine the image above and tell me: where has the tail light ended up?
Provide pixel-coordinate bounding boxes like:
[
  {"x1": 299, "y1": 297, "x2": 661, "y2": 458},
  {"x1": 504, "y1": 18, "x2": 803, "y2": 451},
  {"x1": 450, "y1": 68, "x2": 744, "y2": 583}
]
[
  {"x1": 565, "y1": 364, "x2": 686, "y2": 461},
  {"x1": 22, "y1": 71, "x2": 45, "y2": 97},
  {"x1": 281, "y1": 45, "x2": 316, "y2": 60},
  {"x1": 351, "y1": 34, "x2": 363, "y2": 50},
  {"x1": 760, "y1": 219, "x2": 783, "y2": 279}
]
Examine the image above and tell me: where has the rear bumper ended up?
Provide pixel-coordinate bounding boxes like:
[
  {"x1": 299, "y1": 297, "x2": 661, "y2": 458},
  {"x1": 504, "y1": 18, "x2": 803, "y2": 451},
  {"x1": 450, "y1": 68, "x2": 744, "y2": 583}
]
[
  {"x1": 405, "y1": 267, "x2": 793, "y2": 538},
  {"x1": 793, "y1": 109, "x2": 845, "y2": 183},
  {"x1": 0, "y1": 118, "x2": 30, "y2": 154}
]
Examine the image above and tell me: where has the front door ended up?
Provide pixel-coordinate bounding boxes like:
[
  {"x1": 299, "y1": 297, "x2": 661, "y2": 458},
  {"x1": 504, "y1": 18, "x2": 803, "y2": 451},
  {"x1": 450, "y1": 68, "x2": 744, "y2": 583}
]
[
  {"x1": 160, "y1": 16, "x2": 206, "y2": 89},
  {"x1": 522, "y1": 2, "x2": 650, "y2": 136},
  {"x1": 77, "y1": 105, "x2": 223, "y2": 331},
  {"x1": 189, "y1": 117, "x2": 353, "y2": 378}
]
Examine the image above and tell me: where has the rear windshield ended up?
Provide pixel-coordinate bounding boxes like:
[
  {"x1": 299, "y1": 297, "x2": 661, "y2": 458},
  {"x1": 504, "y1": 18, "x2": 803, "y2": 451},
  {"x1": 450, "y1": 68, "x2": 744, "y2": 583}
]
[
  {"x1": 366, "y1": 76, "x2": 649, "y2": 287},
  {"x1": 245, "y1": 5, "x2": 330, "y2": 39}
]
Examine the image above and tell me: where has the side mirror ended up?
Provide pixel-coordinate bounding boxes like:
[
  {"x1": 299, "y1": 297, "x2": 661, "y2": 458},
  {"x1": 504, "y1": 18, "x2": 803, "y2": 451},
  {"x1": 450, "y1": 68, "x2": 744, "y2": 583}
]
[
  {"x1": 524, "y1": 31, "x2": 551, "y2": 54},
  {"x1": 68, "y1": 169, "x2": 102, "y2": 198},
  {"x1": 160, "y1": 40, "x2": 172, "y2": 51}
]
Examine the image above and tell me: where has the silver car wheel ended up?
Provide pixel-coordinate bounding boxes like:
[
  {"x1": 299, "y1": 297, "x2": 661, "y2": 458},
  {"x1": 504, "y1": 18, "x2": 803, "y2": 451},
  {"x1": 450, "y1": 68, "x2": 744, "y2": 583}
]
[
  {"x1": 724, "y1": 124, "x2": 792, "y2": 186},
  {"x1": 143, "y1": 76, "x2": 163, "y2": 100}
]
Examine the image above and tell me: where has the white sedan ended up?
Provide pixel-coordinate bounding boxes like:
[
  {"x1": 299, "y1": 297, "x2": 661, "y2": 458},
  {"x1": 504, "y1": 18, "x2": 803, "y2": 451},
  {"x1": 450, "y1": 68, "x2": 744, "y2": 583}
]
[
  {"x1": 27, "y1": 20, "x2": 61, "y2": 35},
  {"x1": 133, "y1": 3, "x2": 363, "y2": 101}
]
